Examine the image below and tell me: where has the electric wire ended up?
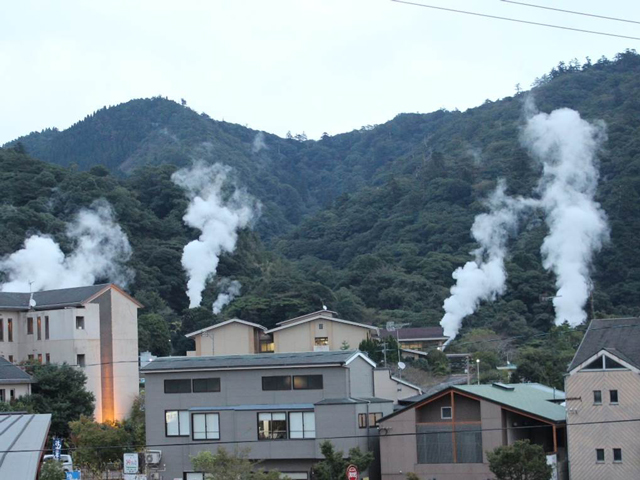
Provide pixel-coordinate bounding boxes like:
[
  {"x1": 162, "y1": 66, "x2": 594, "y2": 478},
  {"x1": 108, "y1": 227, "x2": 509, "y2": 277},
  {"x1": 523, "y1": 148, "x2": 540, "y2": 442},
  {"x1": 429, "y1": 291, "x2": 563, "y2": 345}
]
[{"x1": 500, "y1": 0, "x2": 640, "y2": 26}]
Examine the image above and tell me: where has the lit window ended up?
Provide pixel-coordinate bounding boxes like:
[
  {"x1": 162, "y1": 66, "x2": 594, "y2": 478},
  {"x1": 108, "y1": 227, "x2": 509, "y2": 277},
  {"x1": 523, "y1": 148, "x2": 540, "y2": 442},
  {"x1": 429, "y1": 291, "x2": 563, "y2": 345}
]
[
  {"x1": 8, "y1": 319, "x2": 13, "y2": 342},
  {"x1": 610, "y1": 390, "x2": 619, "y2": 404},
  {"x1": 369, "y1": 412, "x2": 383, "y2": 426},
  {"x1": 293, "y1": 375, "x2": 323, "y2": 390},
  {"x1": 289, "y1": 412, "x2": 316, "y2": 439},
  {"x1": 596, "y1": 449, "x2": 604, "y2": 463},
  {"x1": 193, "y1": 413, "x2": 220, "y2": 440},
  {"x1": 258, "y1": 412, "x2": 287, "y2": 440},
  {"x1": 441, "y1": 407, "x2": 453, "y2": 419},
  {"x1": 613, "y1": 448, "x2": 622, "y2": 463},
  {"x1": 76, "y1": 316, "x2": 85, "y2": 330},
  {"x1": 314, "y1": 337, "x2": 329, "y2": 346},
  {"x1": 165, "y1": 410, "x2": 190, "y2": 436},
  {"x1": 593, "y1": 390, "x2": 602, "y2": 405},
  {"x1": 37, "y1": 317, "x2": 42, "y2": 340}
]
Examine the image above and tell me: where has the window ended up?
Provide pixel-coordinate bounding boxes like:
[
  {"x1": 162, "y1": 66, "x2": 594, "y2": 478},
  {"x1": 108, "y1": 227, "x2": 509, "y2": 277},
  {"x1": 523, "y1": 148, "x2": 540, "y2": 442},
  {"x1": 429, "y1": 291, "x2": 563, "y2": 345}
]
[
  {"x1": 164, "y1": 379, "x2": 192, "y2": 394},
  {"x1": 76, "y1": 316, "x2": 85, "y2": 330},
  {"x1": 192, "y1": 413, "x2": 220, "y2": 440},
  {"x1": 77, "y1": 354, "x2": 85, "y2": 368},
  {"x1": 9, "y1": 390, "x2": 14, "y2": 401},
  {"x1": 37, "y1": 317, "x2": 42, "y2": 340},
  {"x1": 605, "y1": 356, "x2": 624, "y2": 369},
  {"x1": 37, "y1": 354, "x2": 43, "y2": 364},
  {"x1": 610, "y1": 390, "x2": 619, "y2": 404},
  {"x1": 165, "y1": 410, "x2": 190, "y2": 436},
  {"x1": 193, "y1": 378, "x2": 221, "y2": 393},
  {"x1": 0, "y1": 390, "x2": 4, "y2": 402},
  {"x1": 319, "y1": 323, "x2": 323, "y2": 330},
  {"x1": 314, "y1": 337, "x2": 329, "y2": 346},
  {"x1": 258, "y1": 412, "x2": 287, "y2": 440},
  {"x1": 27, "y1": 317, "x2": 33, "y2": 335},
  {"x1": 289, "y1": 412, "x2": 316, "y2": 439},
  {"x1": 45, "y1": 316, "x2": 49, "y2": 340},
  {"x1": 613, "y1": 448, "x2": 622, "y2": 463},
  {"x1": 593, "y1": 390, "x2": 602, "y2": 405},
  {"x1": 260, "y1": 341, "x2": 275, "y2": 353},
  {"x1": 358, "y1": 413, "x2": 367, "y2": 428},
  {"x1": 262, "y1": 376, "x2": 291, "y2": 391},
  {"x1": 46, "y1": 353, "x2": 50, "y2": 364},
  {"x1": 0, "y1": 319, "x2": 3, "y2": 341},
  {"x1": 358, "y1": 412, "x2": 383, "y2": 428},
  {"x1": 293, "y1": 375, "x2": 323, "y2": 390},
  {"x1": 596, "y1": 449, "x2": 605, "y2": 463},
  {"x1": 28, "y1": 354, "x2": 34, "y2": 361},
  {"x1": 441, "y1": 407, "x2": 453, "y2": 419},
  {"x1": 584, "y1": 355, "x2": 626, "y2": 370},
  {"x1": 8, "y1": 355, "x2": 13, "y2": 363},
  {"x1": 8, "y1": 319, "x2": 12, "y2": 342}
]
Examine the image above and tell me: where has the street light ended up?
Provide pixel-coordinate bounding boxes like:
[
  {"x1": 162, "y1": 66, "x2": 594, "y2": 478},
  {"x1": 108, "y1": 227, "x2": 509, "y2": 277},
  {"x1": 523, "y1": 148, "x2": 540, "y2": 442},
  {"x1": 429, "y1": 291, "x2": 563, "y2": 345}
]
[{"x1": 476, "y1": 358, "x2": 481, "y2": 385}]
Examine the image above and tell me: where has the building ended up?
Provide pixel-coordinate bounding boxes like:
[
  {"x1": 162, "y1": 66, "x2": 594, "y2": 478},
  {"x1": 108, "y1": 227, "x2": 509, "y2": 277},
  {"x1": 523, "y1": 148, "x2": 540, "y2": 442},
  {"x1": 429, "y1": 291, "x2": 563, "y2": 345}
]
[
  {"x1": 186, "y1": 311, "x2": 379, "y2": 356},
  {"x1": 0, "y1": 413, "x2": 51, "y2": 480},
  {"x1": 0, "y1": 284, "x2": 141, "y2": 422},
  {"x1": 0, "y1": 357, "x2": 34, "y2": 402},
  {"x1": 373, "y1": 368, "x2": 423, "y2": 404},
  {"x1": 376, "y1": 326, "x2": 448, "y2": 352},
  {"x1": 565, "y1": 317, "x2": 640, "y2": 480},
  {"x1": 378, "y1": 383, "x2": 567, "y2": 480},
  {"x1": 141, "y1": 350, "x2": 394, "y2": 480}
]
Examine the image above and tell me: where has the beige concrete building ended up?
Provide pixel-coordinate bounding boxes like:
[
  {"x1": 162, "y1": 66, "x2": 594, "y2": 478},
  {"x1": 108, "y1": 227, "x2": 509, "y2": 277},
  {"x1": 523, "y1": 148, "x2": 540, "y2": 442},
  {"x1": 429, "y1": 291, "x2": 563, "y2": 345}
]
[
  {"x1": 0, "y1": 284, "x2": 141, "y2": 422},
  {"x1": 378, "y1": 383, "x2": 567, "y2": 480},
  {"x1": 186, "y1": 319, "x2": 266, "y2": 356},
  {"x1": 566, "y1": 317, "x2": 640, "y2": 480}
]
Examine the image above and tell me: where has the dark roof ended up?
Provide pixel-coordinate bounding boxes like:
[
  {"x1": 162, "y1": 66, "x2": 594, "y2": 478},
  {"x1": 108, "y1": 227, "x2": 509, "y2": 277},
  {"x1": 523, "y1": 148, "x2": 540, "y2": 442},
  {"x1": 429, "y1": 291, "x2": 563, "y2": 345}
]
[
  {"x1": 377, "y1": 326, "x2": 446, "y2": 340},
  {"x1": 141, "y1": 350, "x2": 366, "y2": 373},
  {"x1": 0, "y1": 358, "x2": 33, "y2": 384},
  {"x1": 315, "y1": 397, "x2": 393, "y2": 405},
  {"x1": 400, "y1": 375, "x2": 469, "y2": 405},
  {"x1": 569, "y1": 317, "x2": 640, "y2": 371}
]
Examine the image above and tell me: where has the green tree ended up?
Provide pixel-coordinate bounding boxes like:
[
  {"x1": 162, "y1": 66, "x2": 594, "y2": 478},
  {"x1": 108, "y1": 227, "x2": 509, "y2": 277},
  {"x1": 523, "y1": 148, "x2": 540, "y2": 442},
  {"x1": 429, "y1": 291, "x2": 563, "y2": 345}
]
[
  {"x1": 138, "y1": 313, "x2": 172, "y2": 356},
  {"x1": 40, "y1": 460, "x2": 66, "y2": 480},
  {"x1": 314, "y1": 441, "x2": 374, "y2": 480},
  {"x1": 487, "y1": 440, "x2": 552, "y2": 480},
  {"x1": 190, "y1": 448, "x2": 284, "y2": 480}
]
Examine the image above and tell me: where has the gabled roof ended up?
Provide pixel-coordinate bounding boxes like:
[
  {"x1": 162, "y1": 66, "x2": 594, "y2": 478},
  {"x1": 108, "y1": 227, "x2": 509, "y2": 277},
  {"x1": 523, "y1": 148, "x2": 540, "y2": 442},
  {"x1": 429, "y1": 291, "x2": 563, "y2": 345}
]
[
  {"x1": 377, "y1": 326, "x2": 447, "y2": 341},
  {"x1": 0, "y1": 358, "x2": 33, "y2": 384},
  {"x1": 266, "y1": 314, "x2": 378, "y2": 334},
  {"x1": 569, "y1": 317, "x2": 640, "y2": 371},
  {"x1": 141, "y1": 350, "x2": 373, "y2": 373},
  {"x1": 381, "y1": 383, "x2": 566, "y2": 424},
  {"x1": 275, "y1": 310, "x2": 339, "y2": 326},
  {"x1": 185, "y1": 318, "x2": 267, "y2": 338},
  {"x1": 0, "y1": 284, "x2": 142, "y2": 311}
]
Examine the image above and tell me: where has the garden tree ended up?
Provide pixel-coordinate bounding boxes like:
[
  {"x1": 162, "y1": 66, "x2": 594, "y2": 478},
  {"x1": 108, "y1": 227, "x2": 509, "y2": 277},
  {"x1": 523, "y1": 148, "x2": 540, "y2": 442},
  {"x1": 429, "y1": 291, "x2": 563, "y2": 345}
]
[
  {"x1": 138, "y1": 313, "x2": 172, "y2": 356},
  {"x1": 124, "y1": 394, "x2": 146, "y2": 448},
  {"x1": 487, "y1": 440, "x2": 553, "y2": 480},
  {"x1": 314, "y1": 440, "x2": 374, "y2": 480},
  {"x1": 40, "y1": 461, "x2": 66, "y2": 480},
  {"x1": 340, "y1": 341, "x2": 350, "y2": 350},
  {"x1": 425, "y1": 349, "x2": 450, "y2": 376},
  {"x1": 190, "y1": 448, "x2": 284, "y2": 480},
  {"x1": 358, "y1": 336, "x2": 399, "y2": 366}
]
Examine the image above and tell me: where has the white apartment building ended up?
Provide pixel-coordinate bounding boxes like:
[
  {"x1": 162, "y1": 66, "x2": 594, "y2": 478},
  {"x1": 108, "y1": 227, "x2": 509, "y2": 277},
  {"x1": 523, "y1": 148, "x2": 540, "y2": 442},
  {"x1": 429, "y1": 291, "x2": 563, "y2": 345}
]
[{"x1": 0, "y1": 284, "x2": 141, "y2": 422}]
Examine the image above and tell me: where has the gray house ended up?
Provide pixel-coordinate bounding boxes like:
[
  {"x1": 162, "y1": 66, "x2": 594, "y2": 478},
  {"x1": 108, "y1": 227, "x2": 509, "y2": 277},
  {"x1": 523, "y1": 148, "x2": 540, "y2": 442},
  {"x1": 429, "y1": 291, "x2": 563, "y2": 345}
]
[{"x1": 141, "y1": 350, "x2": 394, "y2": 480}]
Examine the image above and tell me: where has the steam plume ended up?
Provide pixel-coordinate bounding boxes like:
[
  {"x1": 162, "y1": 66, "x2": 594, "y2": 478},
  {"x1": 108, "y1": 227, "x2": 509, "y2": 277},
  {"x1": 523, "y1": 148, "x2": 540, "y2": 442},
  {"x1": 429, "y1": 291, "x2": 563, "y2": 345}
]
[
  {"x1": 212, "y1": 279, "x2": 242, "y2": 314},
  {"x1": 0, "y1": 199, "x2": 133, "y2": 292},
  {"x1": 252, "y1": 132, "x2": 267, "y2": 153},
  {"x1": 440, "y1": 182, "x2": 533, "y2": 339},
  {"x1": 523, "y1": 108, "x2": 609, "y2": 326},
  {"x1": 172, "y1": 162, "x2": 258, "y2": 309}
]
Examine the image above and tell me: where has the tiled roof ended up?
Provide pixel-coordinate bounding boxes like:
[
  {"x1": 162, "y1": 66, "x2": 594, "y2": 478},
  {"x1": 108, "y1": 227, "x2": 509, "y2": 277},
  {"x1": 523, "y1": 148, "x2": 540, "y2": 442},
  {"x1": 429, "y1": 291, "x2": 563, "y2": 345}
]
[
  {"x1": 569, "y1": 317, "x2": 640, "y2": 371},
  {"x1": 315, "y1": 397, "x2": 393, "y2": 405},
  {"x1": 0, "y1": 284, "x2": 110, "y2": 311},
  {"x1": 0, "y1": 358, "x2": 33, "y2": 384},
  {"x1": 0, "y1": 413, "x2": 51, "y2": 480},
  {"x1": 377, "y1": 327, "x2": 447, "y2": 340},
  {"x1": 141, "y1": 350, "x2": 364, "y2": 372}
]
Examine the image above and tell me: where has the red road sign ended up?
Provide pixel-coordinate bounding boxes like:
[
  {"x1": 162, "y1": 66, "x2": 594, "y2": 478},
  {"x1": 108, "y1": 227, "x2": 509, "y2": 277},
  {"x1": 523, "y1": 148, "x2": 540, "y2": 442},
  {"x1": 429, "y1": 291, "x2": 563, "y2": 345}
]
[{"x1": 346, "y1": 464, "x2": 359, "y2": 480}]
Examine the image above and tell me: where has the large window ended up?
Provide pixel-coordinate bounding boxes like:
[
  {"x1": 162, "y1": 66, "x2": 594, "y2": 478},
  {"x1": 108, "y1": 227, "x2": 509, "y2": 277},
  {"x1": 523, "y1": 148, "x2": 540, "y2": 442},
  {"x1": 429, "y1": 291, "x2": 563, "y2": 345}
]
[
  {"x1": 193, "y1": 378, "x2": 221, "y2": 393},
  {"x1": 262, "y1": 376, "x2": 292, "y2": 391},
  {"x1": 583, "y1": 355, "x2": 626, "y2": 370},
  {"x1": 37, "y1": 317, "x2": 42, "y2": 340},
  {"x1": 45, "y1": 316, "x2": 49, "y2": 340},
  {"x1": 7, "y1": 319, "x2": 12, "y2": 342},
  {"x1": 610, "y1": 390, "x2": 619, "y2": 404},
  {"x1": 314, "y1": 337, "x2": 329, "y2": 346},
  {"x1": 27, "y1": 317, "x2": 34, "y2": 335},
  {"x1": 165, "y1": 379, "x2": 192, "y2": 394},
  {"x1": 258, "y1": 412, "x2": 287, "y2": 440},
  {"x1": 166, "y1": 410, "x2": 190, "y2": 436},
  {"x1": 358, "y1": 412, "x2": 383, "y2": 428},
  {"x1": 193, "y1": 413, "x2": 220, "y2": 440},
  {"x1": 293, "y1": 375, "x2": 323, "y2": 390},
  {"x1": 289, "y1": 412, "x2": 316, "y2": 439}
]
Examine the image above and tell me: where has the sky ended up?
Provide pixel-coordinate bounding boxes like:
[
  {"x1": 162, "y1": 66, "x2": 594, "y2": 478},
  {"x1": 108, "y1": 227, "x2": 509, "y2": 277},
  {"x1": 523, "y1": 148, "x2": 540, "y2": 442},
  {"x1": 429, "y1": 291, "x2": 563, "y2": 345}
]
[{"x1": 1, "y1": 0, "x2": 639, "y2": 144}]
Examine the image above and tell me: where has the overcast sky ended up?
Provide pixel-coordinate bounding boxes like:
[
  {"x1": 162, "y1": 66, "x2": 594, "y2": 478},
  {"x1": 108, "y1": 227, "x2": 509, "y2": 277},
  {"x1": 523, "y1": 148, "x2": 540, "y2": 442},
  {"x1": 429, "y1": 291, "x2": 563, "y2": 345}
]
[{"x1": 1, "y1": 0, "x2": 639, "y2": 144}]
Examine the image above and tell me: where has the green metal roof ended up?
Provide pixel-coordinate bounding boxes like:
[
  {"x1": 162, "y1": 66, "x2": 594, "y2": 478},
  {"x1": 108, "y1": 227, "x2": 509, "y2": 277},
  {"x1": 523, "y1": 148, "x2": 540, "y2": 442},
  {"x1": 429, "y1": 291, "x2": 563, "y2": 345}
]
[{"x1": 454, "y1": 383, "x2": 566, "y2": 423}]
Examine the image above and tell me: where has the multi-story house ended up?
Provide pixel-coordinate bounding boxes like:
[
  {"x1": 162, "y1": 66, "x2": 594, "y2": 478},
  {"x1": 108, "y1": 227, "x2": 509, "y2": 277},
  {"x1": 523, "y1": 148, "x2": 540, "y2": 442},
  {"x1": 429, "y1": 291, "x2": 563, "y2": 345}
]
[
  {"x1": 565, "y1": 317, "x2": 640, "y2": 480},
  {"x1": 0, "y1": 356, "x2": 34, "y2": 402},
  {"x1": 141, "y1": 350, "x2": 394, "y2": 480},
  {"x1": 378, "y1": 383, "x2": 567, "y2": 480},
  {"x1": 186, "y1": 311, "x2": 379, "y2": 356},
  {"x1": 0, "y1": 284, "x2": 141, "y2": 422},
  {"x1": 375, "y1": 326, "x2": 449, "y2": 352}
]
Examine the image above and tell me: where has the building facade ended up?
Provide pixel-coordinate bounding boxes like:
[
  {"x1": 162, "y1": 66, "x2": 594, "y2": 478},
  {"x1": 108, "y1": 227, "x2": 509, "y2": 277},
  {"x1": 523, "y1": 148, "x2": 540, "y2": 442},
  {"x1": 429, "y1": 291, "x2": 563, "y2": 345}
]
[
  {"x1": 141, "y1": 350, "x2": 394, "y2": 480},
  {"x1": 0, "y1": 284, "x2": 141, "y2": 422},
  {"x1": 0, "y1": 357, "x2": 33, "y2": 402},
  {"x1": 565, "y1": 317, "x2": 640, "y2": 480},
  {"x1": 375, "y1": 326, "x2": 448, "y2": 352}
]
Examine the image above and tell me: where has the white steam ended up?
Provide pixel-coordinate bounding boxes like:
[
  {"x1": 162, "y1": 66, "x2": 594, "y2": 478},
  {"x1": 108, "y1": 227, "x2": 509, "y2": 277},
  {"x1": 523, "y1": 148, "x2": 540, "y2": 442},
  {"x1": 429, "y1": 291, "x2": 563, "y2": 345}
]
[
  {"x1": 212, "y1": 279, "x2": 242, "y2": 314},
  {"x1": 172, "y1": 162, "x2": 258, "y2": 309},
  {"x1": 0, "y1": 199, "x2": 133, "y2": 292},
  {"x1": 252, "y1": 132, "x2": 267, "y2": 153},
  {"x1": 523, "y1": 108, "x2": 609, "y2": 326}
]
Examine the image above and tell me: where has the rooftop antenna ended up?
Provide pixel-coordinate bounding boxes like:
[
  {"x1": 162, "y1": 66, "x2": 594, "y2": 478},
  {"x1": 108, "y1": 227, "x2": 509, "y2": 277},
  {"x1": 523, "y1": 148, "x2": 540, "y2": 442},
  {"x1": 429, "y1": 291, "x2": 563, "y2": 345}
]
[{"x1": 319, "y1": 297, "x2": 328, "y2": 311}]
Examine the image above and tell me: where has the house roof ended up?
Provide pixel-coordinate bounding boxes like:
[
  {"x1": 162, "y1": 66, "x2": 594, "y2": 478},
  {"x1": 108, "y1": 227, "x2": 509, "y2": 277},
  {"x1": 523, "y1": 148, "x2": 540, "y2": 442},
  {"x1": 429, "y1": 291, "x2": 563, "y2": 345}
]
[
  {"x1": 0, "y1": 358, "x2": 33, "y2": 385},
  {"x1": 266, "y1": 314, "x2": 378, "y2": 334},
  {"x1": 377, "y1": 326, "x2": 447, "y2": 341},
  {"x1": 381, "y1": 383, "x2": 566, "y2": 424},
  {"x1": 0, "y1": 284, "x2": 142, "y2": 311},
  {"x1": 185, "y1": 318, "x2": 267, "y2": 338},
  {"x1": 275, "y1": 310, "x2": 339, "y2": 326},
  {"x1": 315, "y1": 397, "x2": 393, "y2": 405},
  {"x1": 569, "y1": 317, "x2": 640, "y2": 371},
  {"x1": 0, "y1": 413, "x2": 51, "y2": 480},
  {"x1": 141, "y1": 350, "x2": 373, "y2": 373}
]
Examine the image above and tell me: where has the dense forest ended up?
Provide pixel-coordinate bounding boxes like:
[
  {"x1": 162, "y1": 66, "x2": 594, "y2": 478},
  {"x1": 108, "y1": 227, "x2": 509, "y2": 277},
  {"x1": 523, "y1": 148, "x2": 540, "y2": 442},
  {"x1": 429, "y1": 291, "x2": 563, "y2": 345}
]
[{"x1": 4, "y1": 50, "x2": 640, "y2": 384}]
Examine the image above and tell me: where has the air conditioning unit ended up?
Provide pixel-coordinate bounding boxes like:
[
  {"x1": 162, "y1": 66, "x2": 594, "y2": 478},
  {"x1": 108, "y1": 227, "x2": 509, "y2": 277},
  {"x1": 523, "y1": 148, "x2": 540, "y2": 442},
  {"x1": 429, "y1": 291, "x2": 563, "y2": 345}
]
[{"x1": 145, "y1": 450, "x2": 162, "y2": 465}]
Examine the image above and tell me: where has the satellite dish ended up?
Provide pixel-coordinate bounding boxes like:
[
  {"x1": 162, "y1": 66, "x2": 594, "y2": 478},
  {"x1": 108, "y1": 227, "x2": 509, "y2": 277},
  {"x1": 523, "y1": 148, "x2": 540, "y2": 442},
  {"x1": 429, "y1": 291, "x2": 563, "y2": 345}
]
[
  {"x1": 29, "y1": 298, "x2": 37, "y2": 308},
  {"x1": 398, "y1": 362, "x2": 406, "y2": 370}
]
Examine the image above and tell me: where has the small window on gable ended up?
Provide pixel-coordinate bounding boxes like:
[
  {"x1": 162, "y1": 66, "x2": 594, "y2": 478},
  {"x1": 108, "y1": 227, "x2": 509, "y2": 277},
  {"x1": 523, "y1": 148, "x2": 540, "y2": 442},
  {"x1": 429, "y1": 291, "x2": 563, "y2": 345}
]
[
  {"x1": 583, "y1": 354, "x2": 627, "y2": 371},
  {"x1": 583, "y1": 357, "x2": 604, "y2": 370},
  {"x1": 441, "y1": 406, "x2": 452, "y2": 420},
  {"x1": 319, "y1": 323, "x2": 323, "y2": 330},
  {"x1": 604, "y1": 356, "x2": 625, "y2": 369}
]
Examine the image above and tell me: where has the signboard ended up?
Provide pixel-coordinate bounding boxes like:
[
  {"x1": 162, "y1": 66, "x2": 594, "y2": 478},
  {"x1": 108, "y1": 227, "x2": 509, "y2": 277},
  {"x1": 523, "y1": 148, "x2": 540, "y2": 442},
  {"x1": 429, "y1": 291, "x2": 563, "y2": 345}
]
[
  {"x1": 66, "y1": 472, "x2": 81, "y2": 480},
  {"x1": 53, "y1": 437, "x2": 62, "y2": 461},
  {"x1": 124, "y1": 453, "x2": 139, "y2": 474},
  {"x1": 346, "y1": 464, "x2": 359, "y2": 480},
  {"x1": 124, "y1": 475, "x2": 147, "y2": 480}
]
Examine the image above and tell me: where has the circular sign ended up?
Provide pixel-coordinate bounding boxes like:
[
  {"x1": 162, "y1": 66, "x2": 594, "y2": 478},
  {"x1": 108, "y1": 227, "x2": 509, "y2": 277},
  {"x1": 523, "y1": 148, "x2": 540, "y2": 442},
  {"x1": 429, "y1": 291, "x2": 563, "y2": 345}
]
[{"x1": 346, "y1": 464, "x2": 359, "y2": 480}]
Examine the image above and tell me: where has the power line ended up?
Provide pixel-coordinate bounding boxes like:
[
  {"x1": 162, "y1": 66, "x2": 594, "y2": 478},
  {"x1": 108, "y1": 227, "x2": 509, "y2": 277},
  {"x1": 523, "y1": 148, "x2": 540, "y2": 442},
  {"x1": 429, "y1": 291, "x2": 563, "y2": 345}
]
[
  {"x1": 500, "y1": 0, "x2": 640, "y2": 26},
  {"x1": 390, "y1": 0, "x2": 640, "y2": 41}
]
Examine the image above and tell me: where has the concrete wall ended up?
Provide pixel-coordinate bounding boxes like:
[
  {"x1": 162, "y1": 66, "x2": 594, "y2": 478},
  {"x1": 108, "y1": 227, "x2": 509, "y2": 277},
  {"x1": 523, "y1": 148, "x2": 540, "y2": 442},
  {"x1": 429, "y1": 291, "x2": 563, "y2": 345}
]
[
  {"x1": 373, "y1": 369, "x2": 422, "y2": 404},
  {"x1": 566, "y1": 369, "x2": 640, "y2": 480},
  {"x1": 0, "y1": 383, "x2": 30, "y2": 401},
  {"x1": 348, "y1": 356, "x2": 375, "y2": 398},
  {"x1": 274, "y1": 320, "x2": 372, "y2": 353}
]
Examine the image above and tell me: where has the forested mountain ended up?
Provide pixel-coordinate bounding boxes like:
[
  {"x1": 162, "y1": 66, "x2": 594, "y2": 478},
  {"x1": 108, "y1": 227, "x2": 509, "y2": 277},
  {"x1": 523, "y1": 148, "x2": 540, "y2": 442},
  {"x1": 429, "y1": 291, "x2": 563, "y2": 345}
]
[{"x1": 3, "y1": 50, "x2": 640, "y2": 371}]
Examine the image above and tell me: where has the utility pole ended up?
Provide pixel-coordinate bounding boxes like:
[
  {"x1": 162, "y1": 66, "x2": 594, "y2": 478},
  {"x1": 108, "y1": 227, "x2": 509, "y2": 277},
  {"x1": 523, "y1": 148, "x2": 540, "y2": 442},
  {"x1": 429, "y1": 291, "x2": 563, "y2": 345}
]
[
  {"x1": 476, "y1": 358, "x2": 481, "y2": 385},
  {"x1": 466, "y1": 356, "x2": 470, "y2": 385}
]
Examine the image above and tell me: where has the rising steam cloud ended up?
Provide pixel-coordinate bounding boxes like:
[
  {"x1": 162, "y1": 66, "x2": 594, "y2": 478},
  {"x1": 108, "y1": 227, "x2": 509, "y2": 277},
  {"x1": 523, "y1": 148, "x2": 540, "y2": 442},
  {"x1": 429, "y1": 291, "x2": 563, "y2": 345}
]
[
  {"x1": 0, "y1": 199, "x2": 133, "y2": 292},
  {"x1": 212, "y1": 278, "x2": 242, "y2": 314},
  {"x1": 172, "y1": 162, "x2": 258, "y2": 309},
  {"x1": 440, "y1": 105, "x2": 609, "y2": 340}
]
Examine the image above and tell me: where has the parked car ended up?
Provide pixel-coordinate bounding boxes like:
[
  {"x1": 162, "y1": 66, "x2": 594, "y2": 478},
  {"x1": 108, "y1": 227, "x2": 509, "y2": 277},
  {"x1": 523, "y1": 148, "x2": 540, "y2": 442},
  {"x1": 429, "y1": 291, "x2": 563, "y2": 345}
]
[{"x1": 43, "y1": 454, "x2": 73, "y2": 473}]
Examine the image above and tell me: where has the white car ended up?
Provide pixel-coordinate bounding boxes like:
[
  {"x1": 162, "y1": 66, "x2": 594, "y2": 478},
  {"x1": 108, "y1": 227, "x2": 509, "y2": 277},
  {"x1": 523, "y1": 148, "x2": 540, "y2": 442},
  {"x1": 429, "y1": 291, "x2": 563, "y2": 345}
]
[{"x1": 43, "y1": 454, "x2": 74, "y2": 473}]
